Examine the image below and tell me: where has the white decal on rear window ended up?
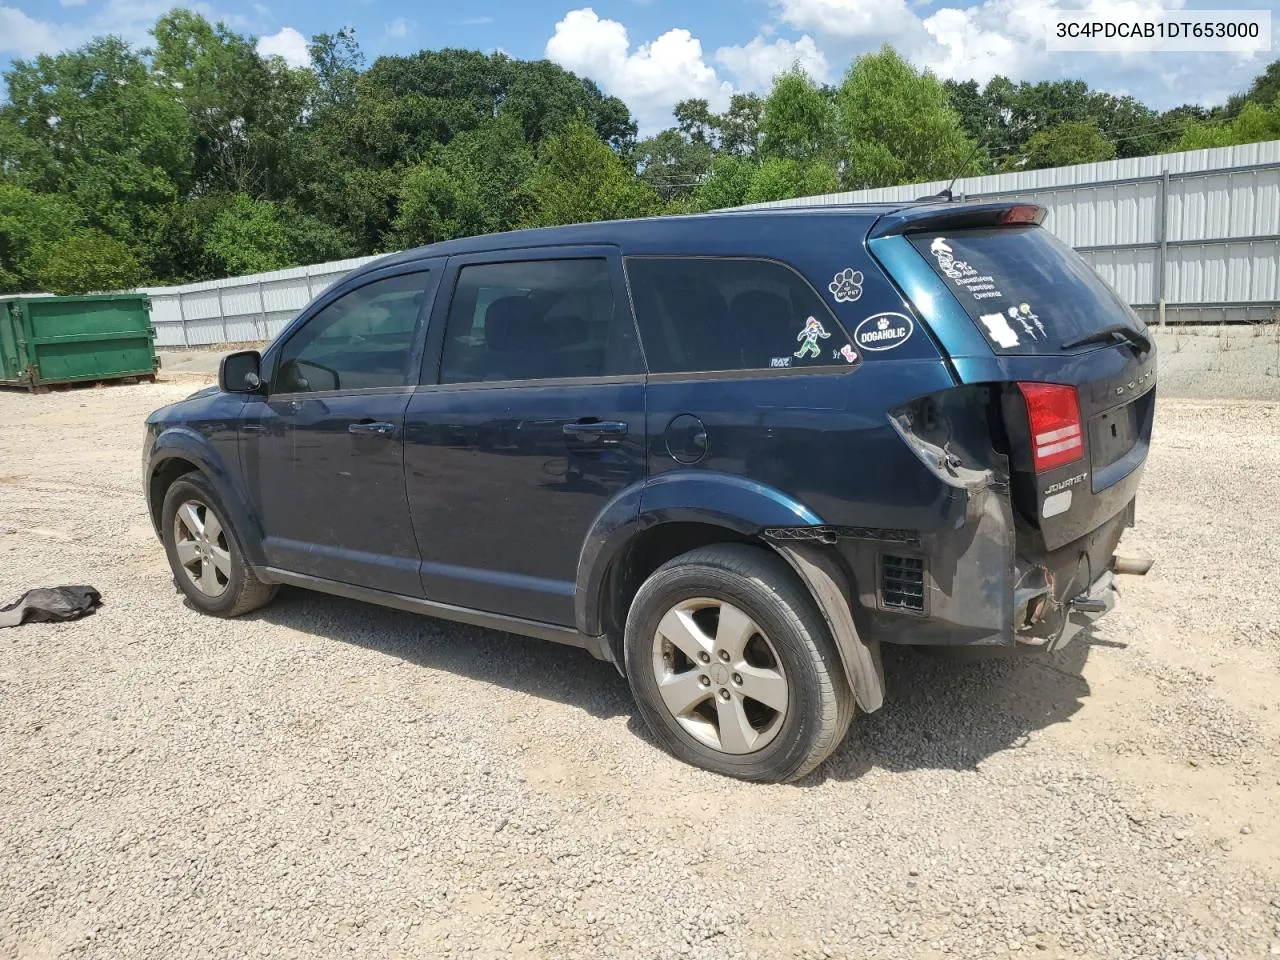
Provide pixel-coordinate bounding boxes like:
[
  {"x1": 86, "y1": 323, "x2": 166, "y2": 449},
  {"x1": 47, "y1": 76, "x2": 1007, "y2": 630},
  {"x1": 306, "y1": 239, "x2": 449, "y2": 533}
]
[
  {"x1": 828, "y1": 268, "x2": 863, "y2": 303},
  {"x1": 979, "y1": 312, "x2": 1021, "y2": 348},
  {"x1": 1007, "y1": 302, "x2": 1046, "y2": 340},
  {"x1": 770, "y1": 356, "x2": 792, "y2": 368},
  {"x1": 931, "y1": 237, "x2": 1004, "y2": 303}
]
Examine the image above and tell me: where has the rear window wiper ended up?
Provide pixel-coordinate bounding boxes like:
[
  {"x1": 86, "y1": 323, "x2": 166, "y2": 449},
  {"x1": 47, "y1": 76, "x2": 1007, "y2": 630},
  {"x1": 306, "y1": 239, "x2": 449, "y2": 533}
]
[{"x1": 1062, "y1": 323, "x2": 1151, "y2": 353}]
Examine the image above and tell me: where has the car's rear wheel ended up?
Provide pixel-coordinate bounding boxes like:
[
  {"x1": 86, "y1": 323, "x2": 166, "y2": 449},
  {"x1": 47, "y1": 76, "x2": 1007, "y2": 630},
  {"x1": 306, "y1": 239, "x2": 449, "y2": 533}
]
[
  {"x1": 624, "y1": 544, "x2": 854, "y2": 782},
  {"x1": 161, "y1": 473, "x2": 277, "y2": 617}
]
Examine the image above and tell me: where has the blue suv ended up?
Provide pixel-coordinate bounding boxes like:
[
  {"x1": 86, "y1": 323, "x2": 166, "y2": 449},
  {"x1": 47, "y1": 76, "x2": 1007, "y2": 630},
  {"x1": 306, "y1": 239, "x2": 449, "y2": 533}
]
[{"x1": 144, "y1": 201, "x2": 1155, "y2": 782}]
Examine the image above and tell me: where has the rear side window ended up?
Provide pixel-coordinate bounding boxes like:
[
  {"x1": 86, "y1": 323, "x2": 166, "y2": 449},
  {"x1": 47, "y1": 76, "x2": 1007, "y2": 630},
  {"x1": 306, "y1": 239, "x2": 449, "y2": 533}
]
[
  {"x1": 625, "y1": 257, "x2": 857, "y2": 374},
  {"x1": 439, "y1": 259, "x2": 644, "y2": 384},
  {"x1": 907, "y1": 226, "x2": 1146, "y2": 354}
]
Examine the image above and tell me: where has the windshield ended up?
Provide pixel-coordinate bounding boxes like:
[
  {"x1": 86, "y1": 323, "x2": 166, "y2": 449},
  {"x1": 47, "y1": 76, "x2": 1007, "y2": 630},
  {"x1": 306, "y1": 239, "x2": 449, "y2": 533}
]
[{"x1": 907, "y1": 225, "x2": 1146, "y2": 354}]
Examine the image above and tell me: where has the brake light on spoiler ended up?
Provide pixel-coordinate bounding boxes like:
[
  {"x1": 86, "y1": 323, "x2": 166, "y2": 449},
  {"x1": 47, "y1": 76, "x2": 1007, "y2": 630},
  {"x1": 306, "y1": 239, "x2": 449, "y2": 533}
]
[{"x1": 1018, "y1": 382, "x2": 1084, "y2": 472}]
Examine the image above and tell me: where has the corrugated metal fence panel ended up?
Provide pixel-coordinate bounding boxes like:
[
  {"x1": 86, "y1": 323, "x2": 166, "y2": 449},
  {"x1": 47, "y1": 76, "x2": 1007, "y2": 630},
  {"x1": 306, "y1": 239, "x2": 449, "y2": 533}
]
[{"x1": 743, "y1": 140, "x2": 1280, "y2": 321}]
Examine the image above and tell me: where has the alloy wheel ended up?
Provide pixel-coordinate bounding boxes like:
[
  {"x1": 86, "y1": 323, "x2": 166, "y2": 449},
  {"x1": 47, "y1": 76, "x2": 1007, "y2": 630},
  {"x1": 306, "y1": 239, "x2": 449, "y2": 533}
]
[{"x1": 173, "y1": 500, "x2": 231, "y2": 599}]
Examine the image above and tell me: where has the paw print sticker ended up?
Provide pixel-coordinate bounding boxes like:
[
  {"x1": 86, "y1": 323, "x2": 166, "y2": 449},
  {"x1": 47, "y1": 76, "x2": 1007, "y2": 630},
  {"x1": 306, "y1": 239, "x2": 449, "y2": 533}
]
[{"x1": 829, "y1": 268, "x2": 863, "y2": 303}]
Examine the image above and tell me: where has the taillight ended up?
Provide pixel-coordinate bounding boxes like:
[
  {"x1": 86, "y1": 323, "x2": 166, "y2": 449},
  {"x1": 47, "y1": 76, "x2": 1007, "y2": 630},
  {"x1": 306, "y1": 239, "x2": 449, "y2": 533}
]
[{"x1": 1018, "y1": 382, "x2": 1084, "y2": 473}]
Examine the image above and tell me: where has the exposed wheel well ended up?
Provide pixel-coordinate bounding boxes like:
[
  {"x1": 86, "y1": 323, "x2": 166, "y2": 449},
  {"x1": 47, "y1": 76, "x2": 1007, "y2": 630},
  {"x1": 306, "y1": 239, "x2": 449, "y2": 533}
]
[
  {"x1": 148, "y1": 457, "x2": 199, "y2": 531},
  {"x1": 601, "y1": 521, "x2": 761, "y2": 669}
]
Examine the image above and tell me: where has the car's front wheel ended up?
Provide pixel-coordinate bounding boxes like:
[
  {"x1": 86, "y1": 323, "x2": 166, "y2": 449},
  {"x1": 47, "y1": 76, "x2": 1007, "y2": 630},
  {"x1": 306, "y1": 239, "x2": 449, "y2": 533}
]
[
  {"x1": 161, "y1": 473, "x2": 277, "y2": 617},
  {"x1": 624, "y1": 544, "x2": 854, "y2": 782}
]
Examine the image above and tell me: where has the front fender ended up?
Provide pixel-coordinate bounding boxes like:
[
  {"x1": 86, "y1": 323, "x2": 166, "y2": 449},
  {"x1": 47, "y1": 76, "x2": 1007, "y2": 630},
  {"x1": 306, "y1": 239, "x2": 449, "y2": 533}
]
[
  {"x1": 147, "y1": 427, "x2": 266, "y2": 566},
  {"x1": 575, "y1": 470, "x2": 824, "y2": 637}
]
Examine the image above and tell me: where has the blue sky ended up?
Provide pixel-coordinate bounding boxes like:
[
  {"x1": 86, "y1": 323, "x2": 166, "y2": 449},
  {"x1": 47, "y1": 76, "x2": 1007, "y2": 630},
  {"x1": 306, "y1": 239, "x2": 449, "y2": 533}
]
[{"x1": 3, "y1": 0, "x2": 1277, "y2": 135}]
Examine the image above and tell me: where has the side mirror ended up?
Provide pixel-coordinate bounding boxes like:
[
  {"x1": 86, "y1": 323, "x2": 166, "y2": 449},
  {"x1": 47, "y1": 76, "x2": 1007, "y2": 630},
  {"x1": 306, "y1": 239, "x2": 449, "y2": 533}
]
[{"x1": 219, "y1": 350, "x2": 264, "y2": 394}]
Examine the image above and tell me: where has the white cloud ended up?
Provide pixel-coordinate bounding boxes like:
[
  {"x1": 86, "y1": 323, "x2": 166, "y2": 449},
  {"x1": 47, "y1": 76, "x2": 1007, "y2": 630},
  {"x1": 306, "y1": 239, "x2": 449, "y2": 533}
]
[
  {"x1": 715, "y1": 34, "x2": 829, "y2": 89},
  {"x1": 385, "y1": 16, "x2": 412, "y2": 39},
  {"x1": 255, "y1": 26, "x2": 310, "y2": 68},
  {"x1": 59, "y1": 0, "x2": 89, "y2": 7},
  {"x1": 771, "y1": 0, "x2": 919, "y2": 39},
  {"x1": 0, "y1": 6, "x2": 87, "y2": 56},
  {"x1": 545, "y1": 7, "x2": 732, "y2": 135}
]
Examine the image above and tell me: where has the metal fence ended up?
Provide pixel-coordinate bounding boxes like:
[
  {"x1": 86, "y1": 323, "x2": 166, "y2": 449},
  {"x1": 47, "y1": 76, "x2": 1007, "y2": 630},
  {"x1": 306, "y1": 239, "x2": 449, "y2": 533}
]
[
  {"x1": 142, "y1": 255, "x2": 381, "y2": 348},
  {"x1": 141, "y1": 141, "x2": 1280, "y2": 347},
  {"x1": 741, "y1": 140, "x2": 1280, "y2": 326}
]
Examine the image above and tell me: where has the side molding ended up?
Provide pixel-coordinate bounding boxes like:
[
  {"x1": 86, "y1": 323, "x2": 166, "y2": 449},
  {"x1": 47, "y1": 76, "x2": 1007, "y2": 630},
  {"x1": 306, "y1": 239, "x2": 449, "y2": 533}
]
[{"x1": 772, "y1": 541, "x2": 885, "y2": 713}]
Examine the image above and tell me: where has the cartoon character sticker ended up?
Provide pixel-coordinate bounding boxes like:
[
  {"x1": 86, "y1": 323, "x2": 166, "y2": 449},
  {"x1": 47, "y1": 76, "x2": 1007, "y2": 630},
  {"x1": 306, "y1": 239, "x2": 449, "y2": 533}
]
[
  {"x1": 929, "y1": 238, "x2": 976, "y2": 281},
  {"x1": 1007, "y1": 302, "x2": 1046, "y2": 339},
  {"x1": 794, "y1": 316, "x2": 831, "y2": 359},
  {"x1": 828, "y1": 268, "x2": 863, "y2": 303},
  {"x1": 979, "y1": 312, "x2": 1021, "y2": 348}
]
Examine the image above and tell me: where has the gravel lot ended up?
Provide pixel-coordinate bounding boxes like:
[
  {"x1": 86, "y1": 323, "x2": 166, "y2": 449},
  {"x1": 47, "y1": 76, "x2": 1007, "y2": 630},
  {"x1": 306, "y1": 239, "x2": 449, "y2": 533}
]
[{"x1": 2, "y1": 376, "x2": 1279, "y2": 960}]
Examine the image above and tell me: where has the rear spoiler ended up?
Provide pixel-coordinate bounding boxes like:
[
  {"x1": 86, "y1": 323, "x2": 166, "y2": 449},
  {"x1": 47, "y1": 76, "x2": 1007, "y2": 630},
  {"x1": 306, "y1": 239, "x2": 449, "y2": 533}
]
[{"x1": 869, "y1": 201, "x2": 1046, "y2": 239}]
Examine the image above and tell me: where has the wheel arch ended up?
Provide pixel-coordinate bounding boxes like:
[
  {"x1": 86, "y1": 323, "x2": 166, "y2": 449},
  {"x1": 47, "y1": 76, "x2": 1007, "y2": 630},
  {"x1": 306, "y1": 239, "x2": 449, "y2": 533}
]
[{"x1": 146, "y1": 428, "x2": 266, "y2": 566}]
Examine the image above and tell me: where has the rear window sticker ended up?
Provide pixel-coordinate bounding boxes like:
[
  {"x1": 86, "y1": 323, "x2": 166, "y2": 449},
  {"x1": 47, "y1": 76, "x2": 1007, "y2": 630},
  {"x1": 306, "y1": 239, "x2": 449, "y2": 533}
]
[
  {"x1": 853, "y1": 312, "x2": 914, "y2": 352},
  {"x1": 837, "y1": 344, "x2": 858, "y2": 363},
  {"x1": 1008, "y1": 302, "x2": 1046, "y2": 339},
  {"x1": 770, "y1": 356, "x2": 792, "y2": 368},
  {"x1": 828, "y1": 268, "x2": 863, "y2": 303},
  {"x1": 930, "y1": 237, "x2": 1003, "y2": 303},
  {"x1": 979, "y1": 311, "x2": 1021, "y2": 348},
  {"x1": 794, "y1": 316, "x2": 832, "y2": 359}
]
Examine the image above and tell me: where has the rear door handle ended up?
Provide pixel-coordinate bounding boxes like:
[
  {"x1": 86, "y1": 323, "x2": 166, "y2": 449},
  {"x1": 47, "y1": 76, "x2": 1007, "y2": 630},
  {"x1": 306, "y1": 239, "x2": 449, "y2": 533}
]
[
  {"x1": 563, "y1": 420, "x2": 628, "y2": 443},
  {"x1": 349, "y1": 420, "x2": 396, "y2": 436}
]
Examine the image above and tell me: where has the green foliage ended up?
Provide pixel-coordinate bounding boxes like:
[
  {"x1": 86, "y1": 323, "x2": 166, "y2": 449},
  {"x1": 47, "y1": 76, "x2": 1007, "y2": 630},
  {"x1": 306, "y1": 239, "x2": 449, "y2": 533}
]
[
  {"x1": 0, "y1": 185, "x2": 83, "y2": 292},
  {"x1": 837, "y1": 47, "x2": 979, "y2": 189},
  {"x1": 1171, "y1": 99, "x2": 1280, "y2": 151},
  {"x1": 205, "y1": 193, "x2": 293, "y2": 275},
  {"x1": 743, "y1": 158, "x2": 839, "y2": 204},
  {"x1": 1, "y1": 9, "x2": 1276, "y2": 295},
  {"x1": 525, "y1": 120, "x2": 661, "y2": 227},
  {"x1": 760, "y1": 70, "x2": 836, "y2": 163},
  {"x1": 1009, "y1": 121, "x2": 1117, "y2": 170},
  {"x1": 32, "y1": 230, "x2": 143, "y2": 295}
]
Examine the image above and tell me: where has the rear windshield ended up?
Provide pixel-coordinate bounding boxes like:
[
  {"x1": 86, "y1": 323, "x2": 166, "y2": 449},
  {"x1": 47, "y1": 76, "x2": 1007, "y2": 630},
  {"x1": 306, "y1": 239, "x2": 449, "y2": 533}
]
[{"x1": 907, "y1": 225, "x2": 1146, "y2": 354}]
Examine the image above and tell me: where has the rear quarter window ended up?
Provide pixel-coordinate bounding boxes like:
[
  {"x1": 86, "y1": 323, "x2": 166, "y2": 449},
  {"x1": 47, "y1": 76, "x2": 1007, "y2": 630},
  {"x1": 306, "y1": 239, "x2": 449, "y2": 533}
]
[
  {"x1": 625, "y1": 257, "x2": 859, "y2": 374},
  {"x1": 908, "y1": 225, "x2": 1146, "y2": 354}
]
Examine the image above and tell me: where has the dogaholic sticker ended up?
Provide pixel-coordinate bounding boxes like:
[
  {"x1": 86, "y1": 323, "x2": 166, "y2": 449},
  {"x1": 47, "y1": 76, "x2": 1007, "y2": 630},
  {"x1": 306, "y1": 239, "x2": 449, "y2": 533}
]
[
  {"x1": 853, "y1": 312, "x2": 914, "y2": 352},
  {"x1": 794, "y1": 316, "x2": 831, "y2": 359},
  {"x1": 979, "y1": 312, "x2": 1021, "y2": 348},
  {"x1": 828, "y1": 268, "x2": 863, "y2": 303}
]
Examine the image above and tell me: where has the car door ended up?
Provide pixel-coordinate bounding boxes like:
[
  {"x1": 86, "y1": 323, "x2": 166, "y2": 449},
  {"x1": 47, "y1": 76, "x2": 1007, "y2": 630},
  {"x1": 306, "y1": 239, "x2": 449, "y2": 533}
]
[
  {"x1": 241, "y1": 264, "x2": 441, "y2": 596},
  {"x1": 403, "y1": 248, "x2": 648, "y2": 626}
]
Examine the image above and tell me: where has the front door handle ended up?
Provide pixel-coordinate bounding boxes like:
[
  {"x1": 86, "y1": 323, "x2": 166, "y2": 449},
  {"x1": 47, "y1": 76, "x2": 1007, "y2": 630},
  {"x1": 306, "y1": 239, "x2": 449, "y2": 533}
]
[
  {"x1": 563, "y1": 420, "x2": 628, "y2": 443},
  {"x1": 349, "y1": 420, "x2": 395, "y2": 436}
]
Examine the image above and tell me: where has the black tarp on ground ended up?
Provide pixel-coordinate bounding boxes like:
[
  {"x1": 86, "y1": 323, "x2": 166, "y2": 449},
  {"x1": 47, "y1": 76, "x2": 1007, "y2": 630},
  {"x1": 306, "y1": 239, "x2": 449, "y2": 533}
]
[{"x1": 0, "y1": 586, "x2": 102, "y2": 628}]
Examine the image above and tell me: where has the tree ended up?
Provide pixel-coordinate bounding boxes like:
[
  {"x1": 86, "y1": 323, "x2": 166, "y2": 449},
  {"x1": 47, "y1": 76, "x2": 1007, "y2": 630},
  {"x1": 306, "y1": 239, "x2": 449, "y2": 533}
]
[
  {"x1": 716, "y1": 93, "x2": 764, "y2": 158},
  {"x1": 524, "y1": 119, "x2": 661, "y2": 227},
  {"x1": 1170, "y1": 99, "x2": 1280, "y2": 151},
  {"x1": 691, "y1": 155, "x2": 757, "y2": 211},
  {"x1": 0, "y1": 185, "x2": 82, "y2": 292},
  {"x1": 1010, "y1": 121, "x2": 1116, "y2": 170},
  {"x1": 394, "y1": 166, "x2": 484, "y2": 246},
  {"x1": 32, "y1": 230, "x2": 143, "y2": 294},
  {"x1": 760, "y1": 69, "x2": 836, "y2": 163},
  {"x1": 204, "y1": 193, "x2": 293, "y2": 275},
  {"x1": 674, "y1": 98, "x2": 715, "y2": 144},
  {"x1": 836, "y1": 47, "x2": 978, "y2": 189},
  {"x1": 633, "y1": 128, "x2": 714, "y2": 201},
  {"x1": 743, "y1": 158, "x2": 839, "y2": 204}
]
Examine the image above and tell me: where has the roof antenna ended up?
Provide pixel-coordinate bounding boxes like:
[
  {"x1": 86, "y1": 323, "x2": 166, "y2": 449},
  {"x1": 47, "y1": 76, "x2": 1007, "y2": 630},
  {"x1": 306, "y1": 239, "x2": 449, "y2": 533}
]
[{"x1": 917, "y1": 139, "x2": 983, "y2": 202}]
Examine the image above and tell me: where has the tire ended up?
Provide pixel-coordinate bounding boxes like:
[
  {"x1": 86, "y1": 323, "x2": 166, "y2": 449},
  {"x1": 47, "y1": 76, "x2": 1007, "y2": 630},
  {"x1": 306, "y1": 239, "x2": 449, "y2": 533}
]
[
  {"x1": 624, "y1": 543, "x2": 854, "y2": 783},
  {"x1": 161, "y1": 473, "x2": 277, "y2": 617}
]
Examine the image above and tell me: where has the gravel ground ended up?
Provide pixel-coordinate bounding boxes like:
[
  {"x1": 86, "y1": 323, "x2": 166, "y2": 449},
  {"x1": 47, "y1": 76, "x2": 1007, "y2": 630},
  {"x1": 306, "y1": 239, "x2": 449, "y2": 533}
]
[{"x1": 2, "y1": 378, "x2": 1279, "y2": 960}]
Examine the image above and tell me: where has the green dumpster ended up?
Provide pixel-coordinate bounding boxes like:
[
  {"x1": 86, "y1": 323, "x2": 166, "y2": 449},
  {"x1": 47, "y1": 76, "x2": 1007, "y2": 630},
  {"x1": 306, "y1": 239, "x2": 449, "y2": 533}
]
[{"x1": 0, "y1": 294, "x2": 159, "y2": 392}]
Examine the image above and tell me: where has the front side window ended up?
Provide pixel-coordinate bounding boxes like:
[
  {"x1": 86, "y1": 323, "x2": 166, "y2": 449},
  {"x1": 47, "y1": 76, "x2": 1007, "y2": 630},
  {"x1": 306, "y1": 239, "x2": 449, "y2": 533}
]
[
  {"x1": 625, "y1": 257, "x2": 856, "y2": 374},
  {"x1": 439, "y1": 259, "x2": 642, "y2": 384},
  {"x1": 274, "y1": 272, "x2": 429, "y2": 393}
]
